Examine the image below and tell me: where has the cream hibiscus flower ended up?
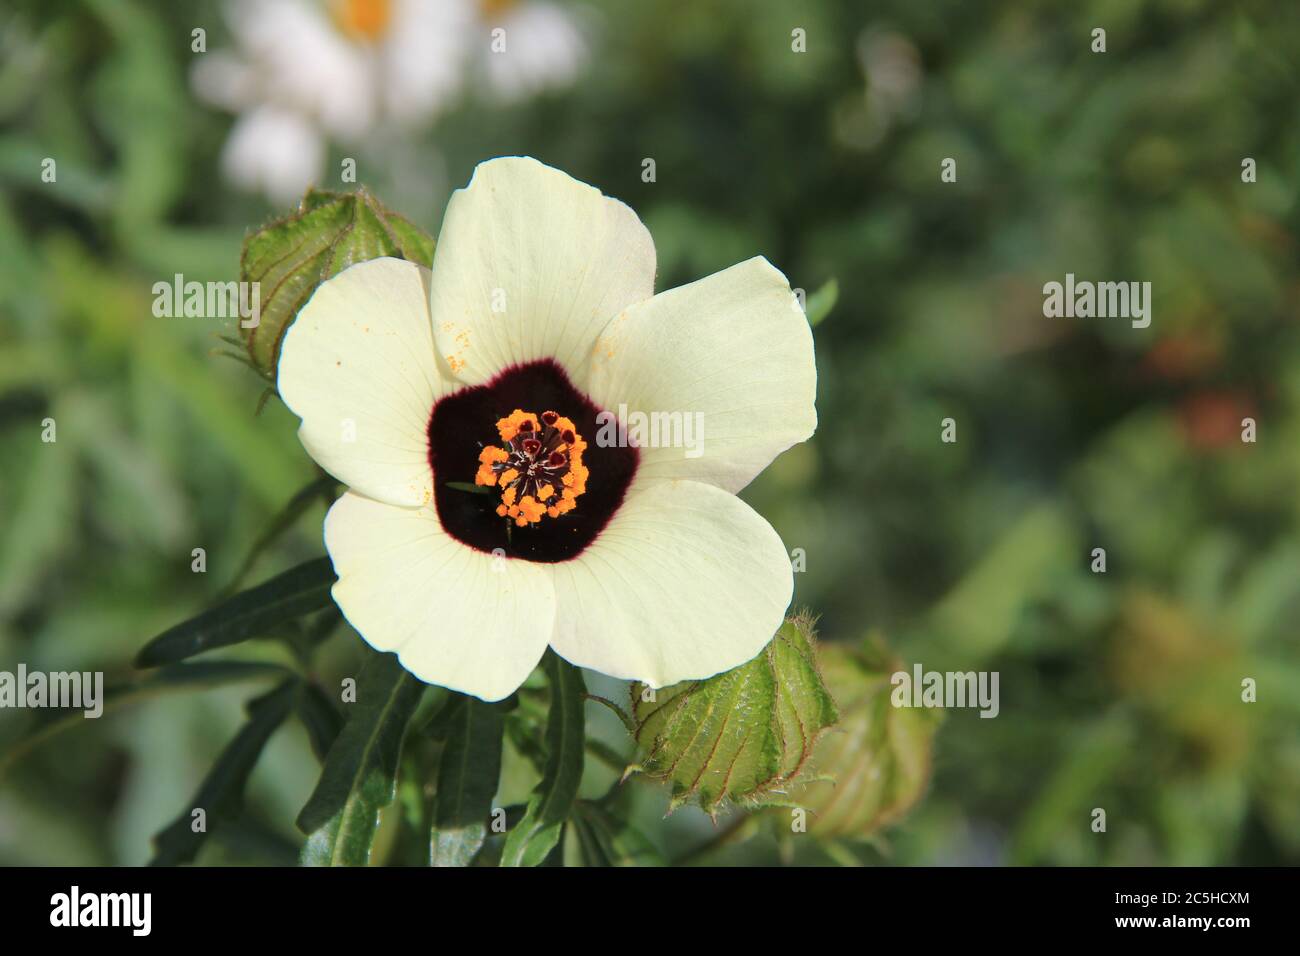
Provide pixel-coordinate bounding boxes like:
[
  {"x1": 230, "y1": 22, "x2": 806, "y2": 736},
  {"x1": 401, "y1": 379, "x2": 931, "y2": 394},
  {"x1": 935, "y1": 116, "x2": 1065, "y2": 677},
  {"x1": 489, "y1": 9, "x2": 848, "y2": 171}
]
[{"x1": 277, "y1": 157, "x2": 816, "y2": 701}]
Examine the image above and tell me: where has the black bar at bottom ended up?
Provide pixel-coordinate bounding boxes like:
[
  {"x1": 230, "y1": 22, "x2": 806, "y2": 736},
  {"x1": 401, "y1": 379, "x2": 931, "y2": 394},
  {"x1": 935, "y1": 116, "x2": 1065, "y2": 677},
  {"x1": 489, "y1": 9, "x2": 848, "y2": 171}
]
[{"x1": 0, "y1": 865, "x2": 1280, "y2": 941}]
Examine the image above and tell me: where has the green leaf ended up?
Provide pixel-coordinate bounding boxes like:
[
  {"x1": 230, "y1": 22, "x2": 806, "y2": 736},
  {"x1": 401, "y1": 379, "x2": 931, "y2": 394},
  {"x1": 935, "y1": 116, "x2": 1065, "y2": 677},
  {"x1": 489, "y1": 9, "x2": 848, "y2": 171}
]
[
  {"x1": 430, "y1": 696, "x2": 505, "y2": 866},
  {"x1": 0, "y1": 661, "x2": 292, "y2": 780},
  {"x1": 42, "y1": 235, "x2": 306, "y2": 508},
  {"x1": 631, "y1": 614, "x2": 839, "y2": 816},
  {"x1": 135, "y1": 557, "x2": 336, "y2": 667},
  {"x1": 500, "y1": 652, "x2": 586, "y2": 867},
  {"x1": 295, "y1": 683, "x2": 344, "y2": 763},
  {"x1": 804, "y1": 277, "x2": 839, "y2": 326},
  {"x1": 148, "y1": 679, "x2": 298, "y2": 866},
  {"x1": 240, "y1": 187, "x2": 435, "y2": 378},
  {"x1": 0, "y1": 412, "x2": 77, "y2": 617},
  {"x1": 297, "y1": 652, "x2": 424, "y2": 866},
  {"x1": 793, "y1": 637, "x2": 941, "y2": 840},
  {"x1": 570, "y1": 802, "x2": 665, "y2": 867}
]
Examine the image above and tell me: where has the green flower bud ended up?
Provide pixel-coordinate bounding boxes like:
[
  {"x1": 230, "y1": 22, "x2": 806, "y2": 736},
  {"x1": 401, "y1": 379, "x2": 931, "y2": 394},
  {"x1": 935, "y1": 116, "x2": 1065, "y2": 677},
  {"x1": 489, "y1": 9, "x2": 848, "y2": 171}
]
[
  {"x1": 794, "y1": 636, "x2": 940, "y2": 840},
  {"x1": 239, "y1": 187, "x2": 434, "y2": 380},
  {"x1": 629, "y1": 613, "x2": 838, "y2": 817}
]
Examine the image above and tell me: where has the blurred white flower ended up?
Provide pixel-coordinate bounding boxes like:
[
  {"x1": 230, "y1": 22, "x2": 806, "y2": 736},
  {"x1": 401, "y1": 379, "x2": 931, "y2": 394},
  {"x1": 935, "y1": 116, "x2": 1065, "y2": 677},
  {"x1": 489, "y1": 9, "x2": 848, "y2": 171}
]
[
  {"x1": 478, "y1": 0, "x2": 587, "y2": 101},
  {"x1": 833, "y1": 27, "x2": 922, "y2": 152},
  {"x1": 194, "y1": 0, "x2": 588, "y2": 204},
  {"x1": 220, "y1": 104, "x2": 325, "y2": 205},
  {"x1": 858, "y1": 28, "x2": 922, "y2": 119}
]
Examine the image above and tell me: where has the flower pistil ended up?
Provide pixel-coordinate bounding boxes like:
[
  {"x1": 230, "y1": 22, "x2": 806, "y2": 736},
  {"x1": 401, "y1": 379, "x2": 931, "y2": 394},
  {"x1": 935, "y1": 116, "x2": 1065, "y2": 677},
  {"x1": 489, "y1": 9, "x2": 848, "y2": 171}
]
[{"x1": 476, "y1": 408, "x2": 588, "y2": 526}]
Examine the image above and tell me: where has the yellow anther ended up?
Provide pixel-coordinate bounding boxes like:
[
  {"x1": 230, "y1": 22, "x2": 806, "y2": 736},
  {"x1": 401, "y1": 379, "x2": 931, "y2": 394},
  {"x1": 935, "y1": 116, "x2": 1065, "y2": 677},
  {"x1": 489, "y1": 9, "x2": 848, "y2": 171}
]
[{"x1": 477, "y1": 408, "x2": 587, "y2": 526}]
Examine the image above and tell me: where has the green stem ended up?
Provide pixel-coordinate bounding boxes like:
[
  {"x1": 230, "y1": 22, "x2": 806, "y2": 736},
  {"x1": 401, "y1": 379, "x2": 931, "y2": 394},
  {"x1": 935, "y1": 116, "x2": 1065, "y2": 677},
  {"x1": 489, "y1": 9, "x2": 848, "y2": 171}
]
[
  {"x1": 220, "y1": 472, "x2": 339, "y2": 599},
  {"x1": 584, "y1": 693, "x2": 637, "y2": 734}
]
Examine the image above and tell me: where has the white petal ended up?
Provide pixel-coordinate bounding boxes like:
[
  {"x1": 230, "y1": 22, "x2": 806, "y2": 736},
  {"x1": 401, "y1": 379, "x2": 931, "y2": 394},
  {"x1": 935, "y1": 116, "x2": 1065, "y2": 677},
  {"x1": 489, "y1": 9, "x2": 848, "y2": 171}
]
[
  {"x1": 429, "y1": 156, "x2": 655, "y2": 387},
  {"x1": 278, "y1": 258, "x2": 450, "y2": 507},
  {"x1": 483, "y1": 3, "x2": 588, "y2": 101},
  {"x1": 190, "y1": 51, "x2": 258, "y2": 112},
  {"x1": 325, "y1": 492, "x2": 556, "y2": 701},
  {"x1": 382, "y1": 0, "x2": 475, "y2": 123},
  {"x1": 548, "y1": 478, "x2": 793, "y2": 687},
  {"x1": 220, "y1": 106, "x2": 324, "y2": 205},
  {"x1": 224, "y1": 0, "x2": 376, "y2": 138},
  {"x1": 586, "y1": 257, "x2": 817, "y2": 494}
]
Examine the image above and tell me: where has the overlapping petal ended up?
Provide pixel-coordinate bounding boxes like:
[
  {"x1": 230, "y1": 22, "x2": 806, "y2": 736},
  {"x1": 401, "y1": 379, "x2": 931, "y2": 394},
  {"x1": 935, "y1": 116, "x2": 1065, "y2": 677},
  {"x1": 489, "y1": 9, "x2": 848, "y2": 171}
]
[
  {"x1": 548, "y1": 478, "x2": 793, "y2": 687},
  {"x1": 585, "y1": 257, "x2": 816, "y2": 494},
  {"x1": 429, "y1": 156, "x2": 656, "y2": 388},
  {"x1": 278, "y1": 257, "x2": 448, "y2": 508},
  {"x1": 325, "y1": 491, "x2": 556, "y2": 702}
]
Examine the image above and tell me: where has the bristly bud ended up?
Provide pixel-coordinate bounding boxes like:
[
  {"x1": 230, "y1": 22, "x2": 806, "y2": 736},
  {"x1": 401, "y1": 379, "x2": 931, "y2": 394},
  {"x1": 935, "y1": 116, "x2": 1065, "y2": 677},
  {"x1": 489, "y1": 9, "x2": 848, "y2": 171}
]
[
  {"x1": 792, "y1": 634, "x2": 941, "y2": 839},
  {"x1": 239, "y1": 187, "x2": 434, "y2": 380},
  {"x1": 628, "y1": 612, "x2": 838, "y2": 818}
]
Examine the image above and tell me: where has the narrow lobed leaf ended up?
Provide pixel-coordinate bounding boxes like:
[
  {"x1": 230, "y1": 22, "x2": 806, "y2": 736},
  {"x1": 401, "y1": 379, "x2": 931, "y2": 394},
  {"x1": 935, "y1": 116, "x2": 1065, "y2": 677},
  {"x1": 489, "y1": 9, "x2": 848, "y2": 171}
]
[
  {"x1": 135, "y1": 557, "x2": 336, "y2": 667},
  {"x1": 0, "y1": 661, "x2": 292, "y2": 780},
  {"x1": 500, "y1": 652, "x2": 586, "y2": 867},
  {"x1": 295, "y1": 682, "x2": 344, "y2": 764},
  {"x1": 569, "y1": 801, "x2": 665, "y2": 867},
  {"x1": 149, "y1": 679, "x2": 299, "y2": 866},
  {"x1": 297, "y1": 651, "x2": 425, "y2": 866},
  {"x1": 429, "y1": 696, "x2": 505, "y2": 867}
]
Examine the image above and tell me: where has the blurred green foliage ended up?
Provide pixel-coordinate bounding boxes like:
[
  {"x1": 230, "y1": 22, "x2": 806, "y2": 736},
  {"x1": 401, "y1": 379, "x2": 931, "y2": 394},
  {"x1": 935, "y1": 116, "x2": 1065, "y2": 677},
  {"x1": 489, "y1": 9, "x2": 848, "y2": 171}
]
[{"x1": 1, "y1": 0, "x2": 1298, "y2": 865}]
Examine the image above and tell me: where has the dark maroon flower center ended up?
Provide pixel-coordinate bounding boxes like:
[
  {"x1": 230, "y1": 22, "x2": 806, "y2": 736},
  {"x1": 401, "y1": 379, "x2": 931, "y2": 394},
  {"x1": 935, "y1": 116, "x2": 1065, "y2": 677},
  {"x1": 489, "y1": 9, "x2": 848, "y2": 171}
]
[{"x1": 428, "y1": 359, "x2": 638, "y2": 563}]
